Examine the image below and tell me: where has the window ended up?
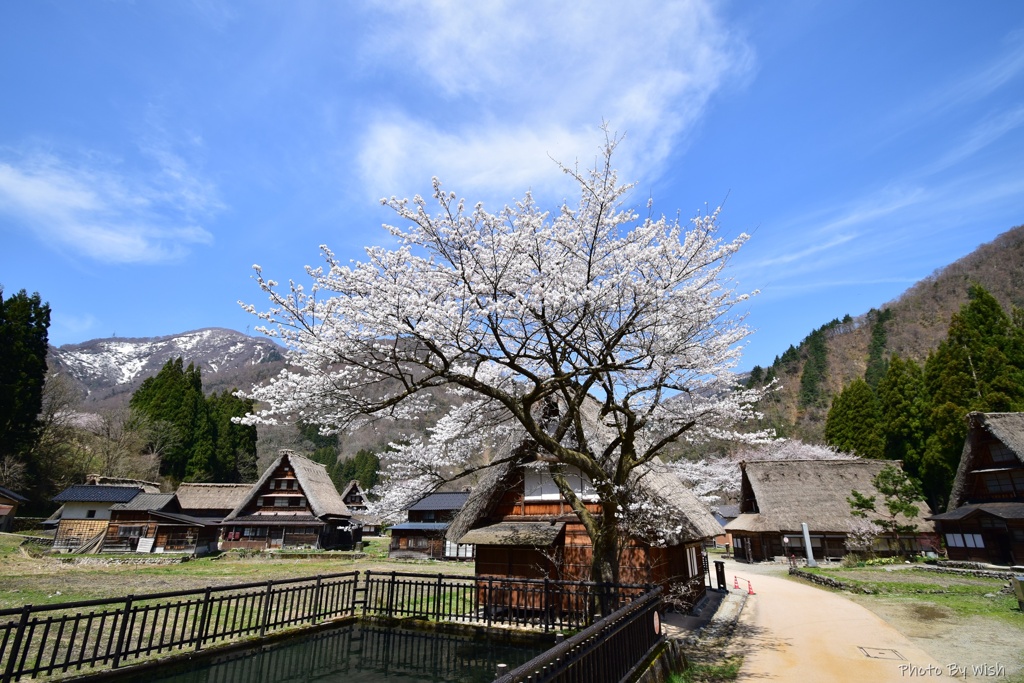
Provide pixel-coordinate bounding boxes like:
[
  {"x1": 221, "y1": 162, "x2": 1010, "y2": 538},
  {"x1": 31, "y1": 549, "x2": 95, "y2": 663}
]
[
  {"x1": 290, "y1": 497, "x2": 305, "y2": 507},
  {"x1": 118, "y1": 526, "x2": 143, "y2": 538},
  {"x1": 686, "y1": 546, "x2": 698, "y2": 578},
  {"x1": 989, "y1": 442, "x2": 1015, "y2": 463},
  {"x1": 274, "y1": 497, "x2": 289, "y2": 507},
  {"x1": 984, "y1": 472, "x2": 1015, "y2": 493},
  {"x1": 946, "y1": 533, "x2": 984, "y2": 548},
  {"x1": 523, "y1": 465, "x2": 598, "y2": 501},
  {"x1": 85, "y1": 510, "x2": 96, "y2": 519},
  {"x1": 409, "y1": 536, "x2": 428, "y2": 549}
]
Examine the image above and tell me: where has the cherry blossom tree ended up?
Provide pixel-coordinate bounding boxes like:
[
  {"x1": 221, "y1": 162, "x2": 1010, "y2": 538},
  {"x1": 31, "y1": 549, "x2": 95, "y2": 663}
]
[{"x1": 241, "y1": 134, "x2": 770, "y2": 584}]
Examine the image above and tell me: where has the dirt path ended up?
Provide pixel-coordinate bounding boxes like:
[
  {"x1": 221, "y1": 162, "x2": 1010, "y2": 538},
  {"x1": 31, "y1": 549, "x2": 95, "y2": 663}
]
[{"x1": 721, "y1": 559, "x2": 946, "y2": 682}]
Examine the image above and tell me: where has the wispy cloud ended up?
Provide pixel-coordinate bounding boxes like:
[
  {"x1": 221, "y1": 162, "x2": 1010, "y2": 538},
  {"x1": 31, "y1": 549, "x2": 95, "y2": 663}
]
[
  {"x1": 0, "y1": 147, "x2": 219, "y2": 264},
  {"x1": 354, "y1": 0, "x2": 753, "y2": 203}
]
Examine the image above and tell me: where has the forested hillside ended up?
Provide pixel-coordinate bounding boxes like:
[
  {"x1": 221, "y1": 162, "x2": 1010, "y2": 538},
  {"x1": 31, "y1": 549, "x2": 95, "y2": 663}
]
[{"x1": 749, "y1": 224, "x2": 1024, "y2": 444}]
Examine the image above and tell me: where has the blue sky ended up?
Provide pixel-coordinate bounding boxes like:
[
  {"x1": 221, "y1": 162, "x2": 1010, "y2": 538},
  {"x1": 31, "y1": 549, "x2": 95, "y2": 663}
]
[{"x1": 1, "y1": 1, "x2": 1022, "y2": 371}]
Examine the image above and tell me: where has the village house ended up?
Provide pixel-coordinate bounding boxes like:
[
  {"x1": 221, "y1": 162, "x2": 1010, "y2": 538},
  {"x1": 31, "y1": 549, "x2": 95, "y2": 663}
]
[
  {"x1": 0, "y1": 485, "x2": 28, "y2": 532},
  {"x1": 446, "y1": 459, "x2": 720, "y2": 611},
  {"x1": 101, "y1": 492, "x2": 219, "y2": 555},
  {"x1": 711, "y1": 504, "x2": 740, "y2": 550},
  {"x1": 340, "y1": 480, "x2": 382, "y2": 536},
  {"x1": 389, "y1": 491, "x2": 472, "y2": 560},
  {"x1": 50, "y1": 485, "x2": 147, "y2": 552},
  {"x1": 929, "y1": 412, "x2": 1024, "y2": 566},
  {"x1": 220, "y1": 450, "x2": 356, "y2": 551},
  {"x1": 725, "y1": 459, "x2": 936, "y2": 563}
]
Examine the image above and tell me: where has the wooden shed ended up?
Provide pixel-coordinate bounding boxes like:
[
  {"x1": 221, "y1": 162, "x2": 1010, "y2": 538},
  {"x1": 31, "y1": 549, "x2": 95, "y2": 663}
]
[
  {"x1": 102, "y1": 492, "x2": 219, "y2": 555},
  {"x1": 725, "y1": 459, "x2": 936, "y2": 562},
  {"x1": 0, "y1": 486, "x2": 28, "y2": 532},
  {"x1": 930, "y1": 412, "x2": 1024, "y2": 566},
  {"x1": 389, "y1": 491, "x2": 471, "y2": 560}
]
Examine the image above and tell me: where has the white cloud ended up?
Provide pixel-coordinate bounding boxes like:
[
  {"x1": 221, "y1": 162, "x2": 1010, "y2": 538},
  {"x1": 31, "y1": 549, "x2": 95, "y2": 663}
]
[
  {"x1": 355, "y1": 0, "x2": 753, "y2": 203},
  {"x1": 0, "y1": 150, "x2": 218, "y2": 264}
]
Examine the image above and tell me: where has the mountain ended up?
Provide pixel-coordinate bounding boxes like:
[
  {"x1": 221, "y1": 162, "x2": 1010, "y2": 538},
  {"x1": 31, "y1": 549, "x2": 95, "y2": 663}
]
[
  {"x1": 756, "y1": 224, "x2": 1024, "y2": 442},
  {"x1": 48, "y1": 327, "x2": 286, "y2": 411}
]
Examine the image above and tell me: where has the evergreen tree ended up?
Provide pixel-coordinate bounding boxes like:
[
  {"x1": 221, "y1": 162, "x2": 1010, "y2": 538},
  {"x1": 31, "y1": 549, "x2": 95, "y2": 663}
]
[
  {"x1": 337, "y1": 449, "x2": 381, "y2": 491},
  {"x1": 799, "y1": 328, "x2": 829, "y2": 408},
  {"x1": 0, "y1": 288, "x2": 51, "y2": 498},
  {"x1": 131, "y1": 359, "x2": 257, "y2": 483},
  {"x1": 864, "y1": 307, "x2": 893, "y2": 389},
  {"x1": 920, "y1": 285, "x2": 1024, "y2": 509},
  {"x1": 876, "y1": 356, "x2": 927, "y2": 478},
  {"x1": 824, "y1": 378, "x2": 884, "y2": 458}
]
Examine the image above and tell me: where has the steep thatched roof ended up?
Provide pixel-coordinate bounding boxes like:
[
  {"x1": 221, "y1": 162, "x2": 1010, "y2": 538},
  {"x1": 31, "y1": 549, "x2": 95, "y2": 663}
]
[
  {"x1": 725, "y1": 459, "x2": 934, "y2": 534},
  {"x1": 948, "y1": 412, "x2": 1024, "y2": 511},
  {"x1": 445, "y1": 457, "x2": 720, "y2": 546},
  {"x1": 175, "y1": 483, "x2": 252, "y2": 513},
  {"x1": 224, "y1": 450, "x2": 350, "y2": 521}
]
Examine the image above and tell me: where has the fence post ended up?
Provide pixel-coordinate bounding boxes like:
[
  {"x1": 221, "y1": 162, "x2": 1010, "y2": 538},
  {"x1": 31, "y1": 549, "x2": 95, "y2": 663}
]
[
  {"x1": 111, "y1": 595, "x2": 134, "y2": 670},
  {"x1": 2, "y1": 605, "x2": 31, "y2": 683},
  {"x1": 434, "y1": 574, "x2": 443, "y2": 622},
  {"x1": 486, "y1": 576, "x2": 493, "y2": 627},
  {"x1": 259, "y1": 580, "x2": 275, "y2": 637},
  {"x1": 386, "y1": 572, "x2": 397, "y2": 618},
  {"x1": 195, "y1": 587, "x2": 213, "y2": 651},
  {"x1": 543, "y1": 578, "x2": 550, "y2": 633},
  {"x1": 311, "y1": 576, "x2": 323, "y2": 624}
]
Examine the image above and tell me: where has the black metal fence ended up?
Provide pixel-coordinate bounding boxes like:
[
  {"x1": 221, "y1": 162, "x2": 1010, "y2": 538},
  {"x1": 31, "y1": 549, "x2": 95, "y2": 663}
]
[
  {"x1": 493, "y1": 587, "x2": 664, "y2": 683},
  {"x1": 0, "y1": 572, "x2": 359, "y2": 683},
  {"x1": 1, "y1": 572, "x2": 660, "y2": 682},
  {"x1": 362, "y1": 571, "x2": 651, "y2": 632}
]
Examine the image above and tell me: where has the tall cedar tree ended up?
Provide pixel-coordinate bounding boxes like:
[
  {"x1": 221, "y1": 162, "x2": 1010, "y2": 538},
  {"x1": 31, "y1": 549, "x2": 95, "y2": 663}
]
[
  {"x1": 921, "y1": 285, "x2": 1024, "y2": 509},
  {"x1": 876, "y1": 355, "x2": 927, "y2": 478},
  {"x1": 131, "y1": 359, "x2": 257, "y2": 482},
  {"x1": 824, "y1": 379, "x2": 884, "y2": 458},
  {"x1": 0, "y1": 288, "x2": 51, "y2": 497}
]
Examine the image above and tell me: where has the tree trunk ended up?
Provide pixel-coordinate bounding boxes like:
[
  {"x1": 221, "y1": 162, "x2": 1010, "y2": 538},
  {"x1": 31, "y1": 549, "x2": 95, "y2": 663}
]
[{"x1": 589, "y1": 511, "x2": 621, "y2": 616}]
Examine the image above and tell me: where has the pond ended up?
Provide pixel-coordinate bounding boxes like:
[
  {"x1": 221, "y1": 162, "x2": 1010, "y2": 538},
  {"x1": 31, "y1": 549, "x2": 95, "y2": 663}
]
[{"x1": 146, "y1": 622, "x2": 550, "y2": 683}]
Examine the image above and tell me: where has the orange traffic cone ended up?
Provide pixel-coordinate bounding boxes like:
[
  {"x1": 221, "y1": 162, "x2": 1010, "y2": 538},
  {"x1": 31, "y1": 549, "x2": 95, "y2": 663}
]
[
  {"x1": 747, "y1": 580, "x2": 755, "y2": 595},
  {"x1": 733, "y1": 576, "x2": 739, "y2": 590}
]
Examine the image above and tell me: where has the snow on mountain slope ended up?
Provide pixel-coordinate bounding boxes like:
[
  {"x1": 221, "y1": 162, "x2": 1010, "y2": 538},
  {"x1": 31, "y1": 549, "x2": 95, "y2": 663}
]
[{"x1": 48, "y1": 328, "x2": 285, "y2": 406}]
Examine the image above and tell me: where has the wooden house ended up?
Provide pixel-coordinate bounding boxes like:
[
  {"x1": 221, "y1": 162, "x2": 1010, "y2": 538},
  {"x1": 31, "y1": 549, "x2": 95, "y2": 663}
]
[
  {"x1": 929, "y1": 412, "x2": 1024, "y2": 566},
  {"x1": 341, "y1": 480, "x2": 382, "y2": 536},
  {"x1": 50, "y1": 485, "x2": 146, "y2": 551},
  {"x1": 711, "y1": 504, "x2": 740, "y2": 550},
  {"x1": 102, "y1": 492, "x2": 219, "y2": 555},
  {"x1": 389, "y1": 491, "x2": 471, "y2": 560},
  {"x1": 221, "y1": 450, "x2": 356, "y2": 551},
  {"x1": 446, "y1": 459, "x2": 720, "y2": 610},
  {"x1": 725, "y1": 459, "x2": 936, "y2": 563},
  {"x1": 0, "y1": 486, "x2": 28, "y2": 532}
]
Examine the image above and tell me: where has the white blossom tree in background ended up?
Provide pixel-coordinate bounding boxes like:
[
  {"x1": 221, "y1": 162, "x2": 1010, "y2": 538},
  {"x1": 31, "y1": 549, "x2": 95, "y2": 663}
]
[
  {"x1": 671, "y1": 439, "x2": 859, "y2": 505},
  {"x1": 241, "y1": 134, "x2": 771, "y2": 584}
]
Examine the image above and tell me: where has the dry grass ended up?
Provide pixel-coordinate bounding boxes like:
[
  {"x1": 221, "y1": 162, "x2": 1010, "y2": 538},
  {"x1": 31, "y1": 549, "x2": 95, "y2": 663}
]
[{"x1": 0, "y1": 535, "x2": 475, "y2": 610}]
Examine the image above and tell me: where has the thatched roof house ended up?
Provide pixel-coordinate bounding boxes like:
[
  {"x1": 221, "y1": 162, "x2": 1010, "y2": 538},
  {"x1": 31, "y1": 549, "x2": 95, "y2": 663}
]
[
  {"x1": 221, "y1": 450, "x2": 355, "y2": 551},
  {"x1": 725, "y1": 459, "x2": 935, "y2": 562},
  {"x1": 930, "y1": 412, "x2": 1024, "y2": 566},
  {"x1": 446, "y1": 455, "x2": 719, "y2": 609}
]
